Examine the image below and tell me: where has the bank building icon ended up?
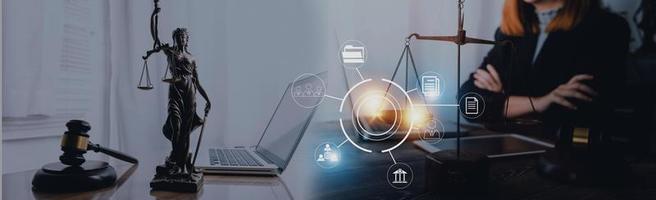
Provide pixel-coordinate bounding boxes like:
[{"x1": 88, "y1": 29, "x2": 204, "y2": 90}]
[{"x1": 392, "y1": 168, "x2": 408, "y2": 184}]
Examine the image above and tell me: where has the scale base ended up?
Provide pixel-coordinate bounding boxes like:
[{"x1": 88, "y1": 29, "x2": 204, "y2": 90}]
[{"x1": 32, "y1": 160, "x2": 117, "y2": 193}]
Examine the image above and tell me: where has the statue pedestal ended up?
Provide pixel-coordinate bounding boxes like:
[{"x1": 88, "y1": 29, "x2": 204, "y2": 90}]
[{"x1": 150, "y1": 164, "x2": 203, "y2": 193}]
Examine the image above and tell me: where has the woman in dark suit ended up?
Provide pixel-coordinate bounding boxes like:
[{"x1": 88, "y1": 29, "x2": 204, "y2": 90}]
[{"x1": 460, "y1": 0, "x2": 630, "y2": 126}]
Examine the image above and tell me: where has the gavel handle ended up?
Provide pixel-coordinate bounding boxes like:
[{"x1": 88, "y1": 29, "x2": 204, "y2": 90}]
[{"x1": 88, "y1": 142, "x2": 139, "y2": 164}]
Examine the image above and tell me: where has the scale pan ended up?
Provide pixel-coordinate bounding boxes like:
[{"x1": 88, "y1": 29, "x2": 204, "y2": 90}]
[{"x1": 138, "y1": 86, "x2": 154, "y2": 90}]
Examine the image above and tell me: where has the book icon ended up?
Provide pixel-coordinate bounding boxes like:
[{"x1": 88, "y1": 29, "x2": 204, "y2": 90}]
[
  {"x1": 421, "y1": 76, "x2": 440, "y2": 97},
  {"x1": 342, "y1": 45, "x2": 365, "y2": 64},
  {"x1": 465, "y1": 97, "x2": 479, "y2": 115}
]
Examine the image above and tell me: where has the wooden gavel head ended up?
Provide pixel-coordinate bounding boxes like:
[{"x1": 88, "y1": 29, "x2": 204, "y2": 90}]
[{"x1": 59, "y1": 120, "x2": 92, "y2": 166}]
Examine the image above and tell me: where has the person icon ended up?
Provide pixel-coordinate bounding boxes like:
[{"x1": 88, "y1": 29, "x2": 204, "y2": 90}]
[
  {"x1": 313, "y1": 86, "x2": 323, "y2": 97},
  {"x1": 422, "y1": 120, "x2": 443, "y2": 140},
  {"x1": 322, "y1": 144, "x2": 339, "y2": 162},
  {"x1": 294, "y1": 86, "x2": 303, "y2": 97},
  {"x1": 424, "y1": 129, "x2": 435, "y2": 137},
  {"x1": 317, "y1": 154, "x2": 325, "y2": 162},
  {"x1": 324, "y1": 144, "x2": 332, "y2": 152},
  {"x1": 304, "y1": 84, "x2": 313, "y2": 97}
]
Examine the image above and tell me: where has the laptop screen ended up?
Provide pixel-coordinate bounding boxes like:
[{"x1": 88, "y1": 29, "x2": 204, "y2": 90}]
[{"x1": 255, "y1": 75, "x2": 321, "y2": 170}]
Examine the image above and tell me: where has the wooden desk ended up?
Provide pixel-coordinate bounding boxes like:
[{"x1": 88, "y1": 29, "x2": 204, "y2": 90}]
[
  {"x1": 306, "y1": 122, "x2": 656, "y2": 199},
  {"x1": 3, "y1": 161, "x2": 292, "y2": 200},
  {"x1": 4, "y1": 121, "x2": 656, "y2": 199}
]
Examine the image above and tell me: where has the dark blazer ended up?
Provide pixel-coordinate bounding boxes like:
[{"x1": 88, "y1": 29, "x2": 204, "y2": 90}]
[{"x1": 459, "y1": 8, "x2": 630, "y2": 126}]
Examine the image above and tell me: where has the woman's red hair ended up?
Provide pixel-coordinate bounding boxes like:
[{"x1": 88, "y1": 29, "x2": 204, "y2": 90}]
[{"x1": 501, "y1": 0, "x2": 594, "y2": 36}]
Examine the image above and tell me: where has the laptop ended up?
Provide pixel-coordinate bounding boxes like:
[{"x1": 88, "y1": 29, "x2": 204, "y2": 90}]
[{"x1": 197, "y1": 73, "x2": 322, "y2": 175}]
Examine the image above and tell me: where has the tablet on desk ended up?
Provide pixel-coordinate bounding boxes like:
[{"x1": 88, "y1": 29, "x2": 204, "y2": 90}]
[{"x1": 414, "y1": 134, "x2": 553, "y2": 159}]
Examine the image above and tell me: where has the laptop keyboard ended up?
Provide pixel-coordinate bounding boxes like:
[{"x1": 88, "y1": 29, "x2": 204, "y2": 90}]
[{"x1": 209, "y1": 148, "x2": 264, "y2": 166}]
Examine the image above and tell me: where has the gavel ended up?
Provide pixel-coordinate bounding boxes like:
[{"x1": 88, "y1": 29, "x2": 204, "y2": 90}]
[{"x1": 59, "y1": 120, "x2": 138, "y2": 166}]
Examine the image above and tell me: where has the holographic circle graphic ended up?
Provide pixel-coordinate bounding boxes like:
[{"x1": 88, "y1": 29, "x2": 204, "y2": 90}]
[
  {"x1": 351, "y1": 92, "x2": 402, "y2": 142},
  {"x1": 338, "y1": 79, "x2": 415, "y2": 153}
]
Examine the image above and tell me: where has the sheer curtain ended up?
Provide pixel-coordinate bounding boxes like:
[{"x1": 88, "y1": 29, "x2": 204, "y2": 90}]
[
  {"x1": 106, "y1": 0, "x2": 229, "y2": 166},
  {"x1": 2, "y1": 0, "x2": 111, "y2": 173}
]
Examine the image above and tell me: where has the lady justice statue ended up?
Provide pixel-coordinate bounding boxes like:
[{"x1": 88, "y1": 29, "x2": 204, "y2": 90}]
[{"x1": 140, "y1": 0, "x2": 211, "y2": 192}]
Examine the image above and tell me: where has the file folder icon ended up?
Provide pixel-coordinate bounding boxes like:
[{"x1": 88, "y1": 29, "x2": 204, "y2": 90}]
[{"x1": 342, "y1": 45, "x2": 365, "y2": 64}]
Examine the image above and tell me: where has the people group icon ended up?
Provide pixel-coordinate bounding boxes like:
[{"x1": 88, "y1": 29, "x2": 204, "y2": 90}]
[
  {"x1": 294, "y1": 84, "x2": 323, "y2": 98},
  {"x1": 317, "y1": 144, "x2": 338, "y2": 162}
]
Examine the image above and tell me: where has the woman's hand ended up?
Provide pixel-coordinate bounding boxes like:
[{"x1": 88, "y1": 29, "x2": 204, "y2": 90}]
[
  {"x1": 533, "y1": 74, "x2": 598, "y2": 112},
  {"x1": 473, "y1": 64, "x2": 503, "y2": 93}
]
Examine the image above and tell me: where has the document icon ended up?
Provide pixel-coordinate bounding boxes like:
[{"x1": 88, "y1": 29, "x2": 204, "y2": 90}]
[
  {"x1": 342, "y1": 45, "x2": 365, "y2": 64},
  {"x1": 465, "y1": 97, "x2": 479, "y2": 115},
  {"x1": 421, "y1": 76, "x2": 439, "y2": 97}
]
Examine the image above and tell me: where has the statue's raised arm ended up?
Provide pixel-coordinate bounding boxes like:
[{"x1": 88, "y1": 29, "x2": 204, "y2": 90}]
[
  {"x1": 142, "y1": 0, "x2": 166, "y2": 60},
  {"x1": 150, "y1": 0, "x2": 161, "y2": 49}
]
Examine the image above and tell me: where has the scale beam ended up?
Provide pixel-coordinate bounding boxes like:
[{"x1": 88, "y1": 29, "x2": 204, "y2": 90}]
[{"x1": 408, "y1": 33, "x2": 497, "y2": 46}]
